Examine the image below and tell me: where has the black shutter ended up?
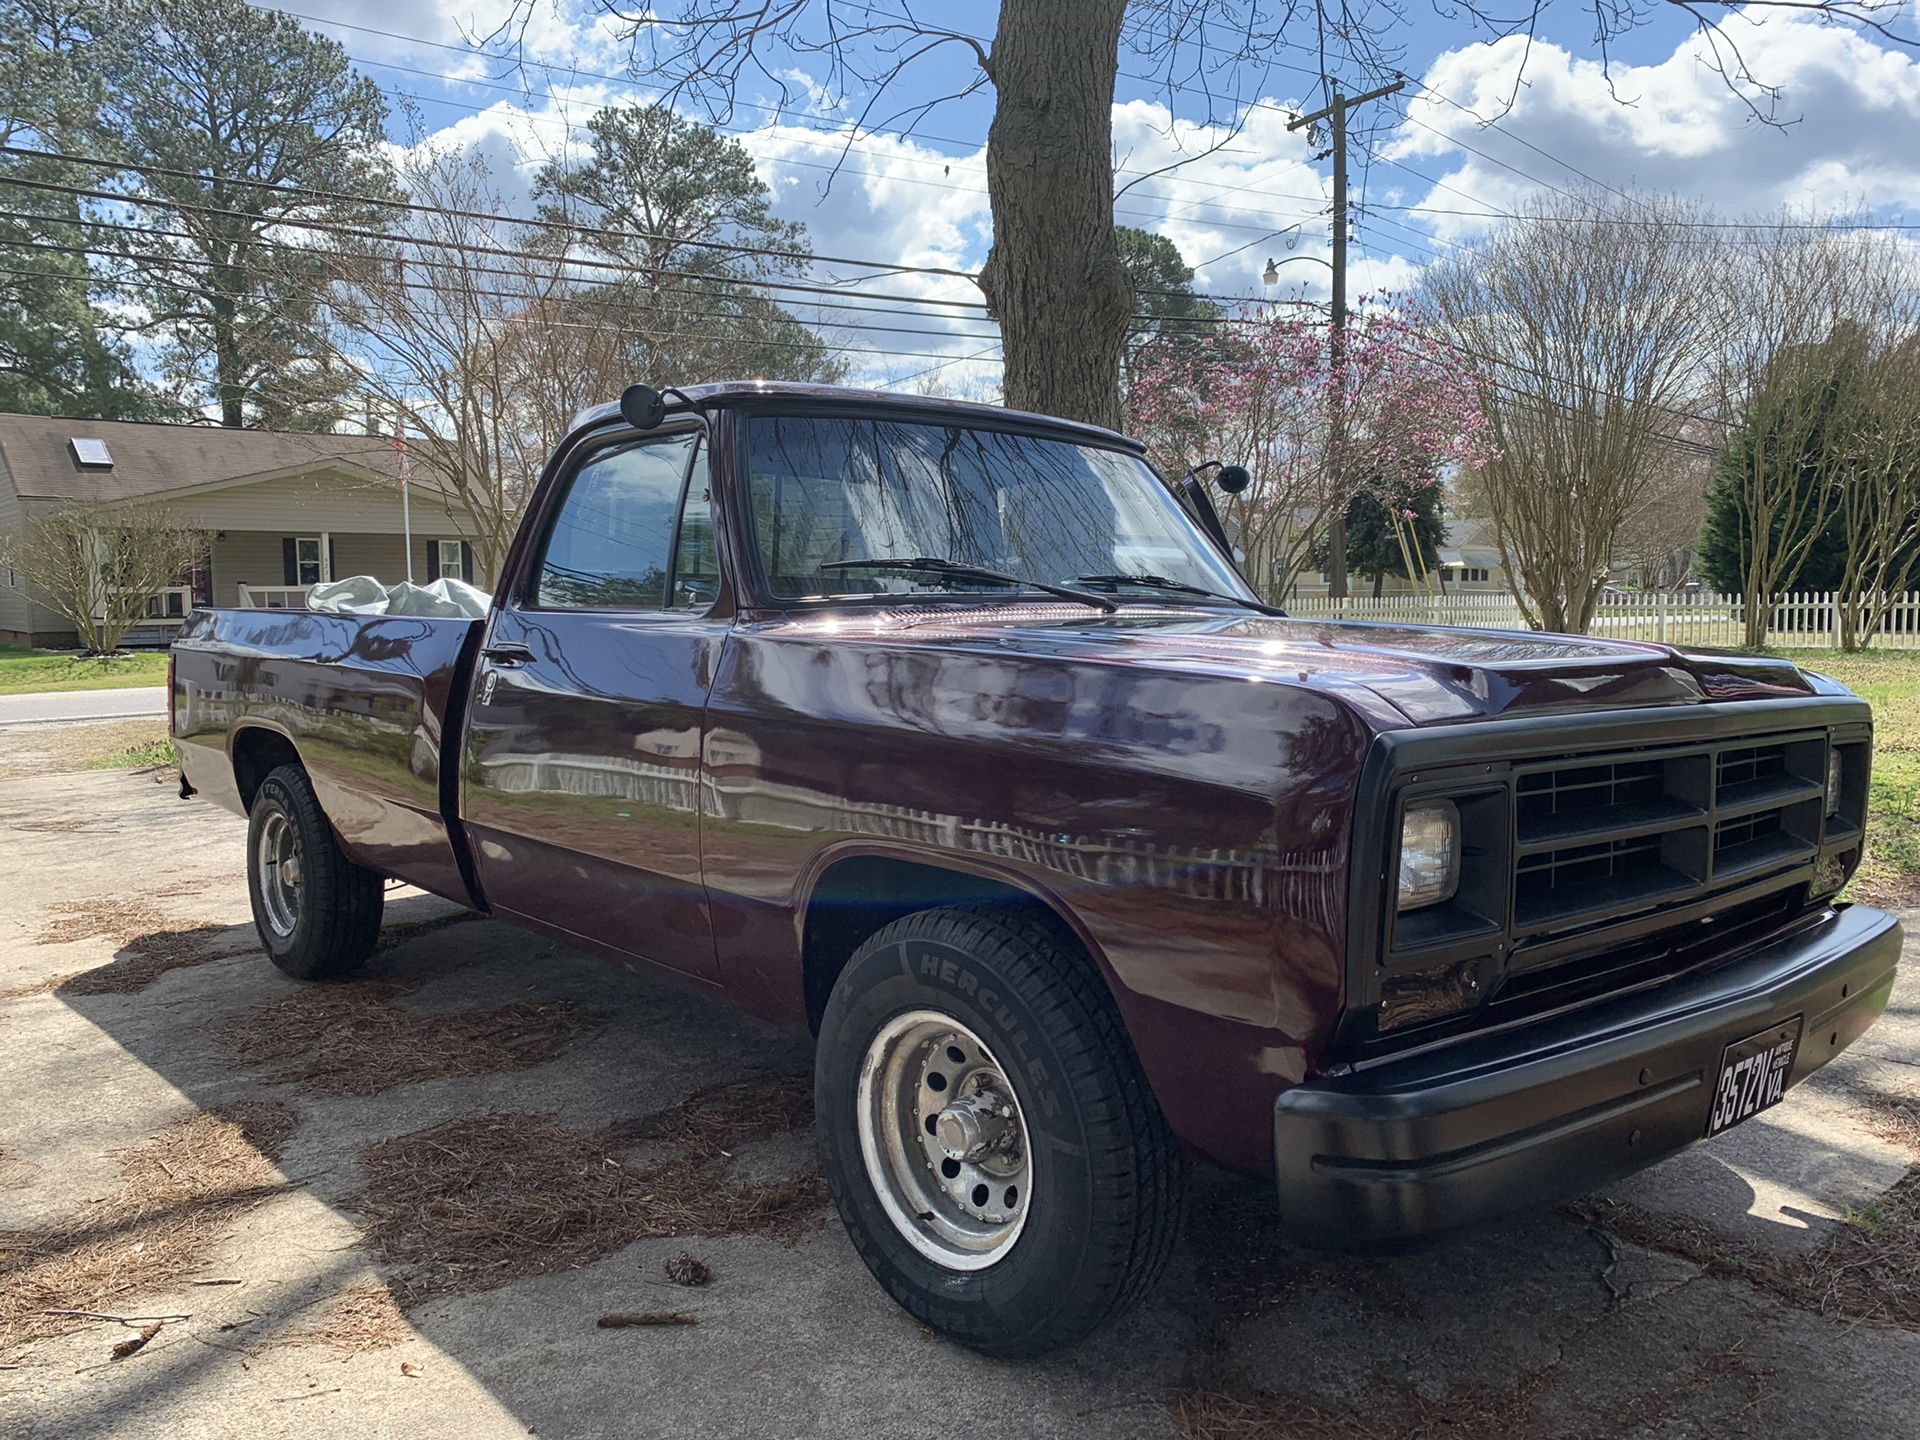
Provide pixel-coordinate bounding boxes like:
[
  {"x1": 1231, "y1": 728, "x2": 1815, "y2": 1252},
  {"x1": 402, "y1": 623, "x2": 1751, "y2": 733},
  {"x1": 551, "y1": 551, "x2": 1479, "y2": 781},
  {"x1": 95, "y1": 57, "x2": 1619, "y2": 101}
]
[
  {"x1": 327, "y1": 538, "x2": 337, "y2": 582},
  {"x1": 281, "y1": 538, "x2": 297, "y2": 585},
  {"x1": 460, "y1": 541, "x2": 475, "y2": 584},
  {"x1": 424, "y1": 540, "x2": 439, "y2": 582}
]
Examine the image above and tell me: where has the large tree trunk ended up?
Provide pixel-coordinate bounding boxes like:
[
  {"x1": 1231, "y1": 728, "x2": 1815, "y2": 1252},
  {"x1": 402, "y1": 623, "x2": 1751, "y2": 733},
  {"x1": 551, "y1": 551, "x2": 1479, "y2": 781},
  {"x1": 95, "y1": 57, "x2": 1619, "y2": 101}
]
[{"x1": 978, "y1": 0, "x2": 1131, "y2": 430}]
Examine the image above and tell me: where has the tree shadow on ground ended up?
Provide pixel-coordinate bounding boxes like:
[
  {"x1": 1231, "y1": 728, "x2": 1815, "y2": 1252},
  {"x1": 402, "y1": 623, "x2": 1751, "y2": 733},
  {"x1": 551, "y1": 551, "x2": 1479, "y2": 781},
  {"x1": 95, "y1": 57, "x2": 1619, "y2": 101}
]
[{"x1": 22, "y1": 898, "x2": 1920, "y2": 1440}]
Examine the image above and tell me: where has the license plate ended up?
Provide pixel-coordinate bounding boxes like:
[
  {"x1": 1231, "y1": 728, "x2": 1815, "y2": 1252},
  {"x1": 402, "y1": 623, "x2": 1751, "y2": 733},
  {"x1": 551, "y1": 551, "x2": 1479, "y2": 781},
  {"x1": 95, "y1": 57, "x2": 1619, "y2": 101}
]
[{"x1": 1705, "y1": 1017, "x2": 1802, "y2": 1137}]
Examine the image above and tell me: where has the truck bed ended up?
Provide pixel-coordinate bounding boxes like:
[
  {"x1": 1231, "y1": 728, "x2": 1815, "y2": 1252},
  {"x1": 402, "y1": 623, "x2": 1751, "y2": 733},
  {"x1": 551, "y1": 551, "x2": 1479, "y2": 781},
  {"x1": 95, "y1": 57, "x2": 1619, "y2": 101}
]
[{"x1": 170, "y1": 608, "x2": 484, "y2": 908}]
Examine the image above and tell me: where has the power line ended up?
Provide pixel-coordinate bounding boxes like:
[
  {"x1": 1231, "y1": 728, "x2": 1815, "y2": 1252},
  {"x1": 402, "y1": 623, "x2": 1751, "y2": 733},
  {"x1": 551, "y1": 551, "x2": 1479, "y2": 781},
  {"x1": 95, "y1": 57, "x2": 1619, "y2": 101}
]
[
  {"x1": 3, "y1": 184, "x2": 1728, "y2": 434},
  {"x1": 0, "y1": 150, "x2": 1323, "y2": 319},
  {"x1": 4, "y1": 245, "x2": 1722, "y2": 460},
  {"x1": 0, "y1": 205, "x2": 1316, "y2": 331},
  {"x1": 887, "y1": 342, "x2": 1005, "y2": 387},
  {"x1": 0, "y1": 141, "x2": 973, "y2": 280},
  {"x1": 0, "y1": 259, "x2": 1000, "y2": 366},
  {"x1": 2, "y1": 233, "x2": 1014, "y2": 343},
  {"x1": 0, "y1": 211, "x2": 954, "y2": 320}
]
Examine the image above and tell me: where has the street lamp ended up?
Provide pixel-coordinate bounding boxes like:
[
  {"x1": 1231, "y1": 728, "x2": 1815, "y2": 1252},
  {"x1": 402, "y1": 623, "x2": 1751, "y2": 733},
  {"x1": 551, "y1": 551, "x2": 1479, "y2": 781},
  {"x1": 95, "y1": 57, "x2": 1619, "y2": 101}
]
[{"x1": 1262, "y1": 254, "x2": 1334, "y2": 286}]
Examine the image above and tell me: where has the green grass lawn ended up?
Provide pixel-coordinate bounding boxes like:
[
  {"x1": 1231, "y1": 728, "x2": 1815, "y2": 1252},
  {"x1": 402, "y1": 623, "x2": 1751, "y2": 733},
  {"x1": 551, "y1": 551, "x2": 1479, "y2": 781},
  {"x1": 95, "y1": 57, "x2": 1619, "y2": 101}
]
[
  {"x1": 0, "y1": 646, "x2": 170, "y2": 696},
  {"x1": 1778, "y1": 650, "x2": 1920, "y2": 907}
]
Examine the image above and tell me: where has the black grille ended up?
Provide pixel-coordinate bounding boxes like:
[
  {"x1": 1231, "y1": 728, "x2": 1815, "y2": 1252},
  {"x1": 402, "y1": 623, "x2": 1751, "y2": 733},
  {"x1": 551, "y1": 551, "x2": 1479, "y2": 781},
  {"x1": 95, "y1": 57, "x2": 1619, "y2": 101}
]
[
  {"x1": 1717, "y1": 743, "x2": 1786, "y2": 791},
  {"x1": 1514, "y1": 832, "x2": 1693, "y2": 928},
  {"x1": 1356, "y1": 701, "x2": 1869, "y2": 1056},
  {"x1": 1509, "y1": 732, "x2": 1822, "y2": 942},
  {"x1": 1517, "y1": 758, "x2": 1663, "y2": 830}
]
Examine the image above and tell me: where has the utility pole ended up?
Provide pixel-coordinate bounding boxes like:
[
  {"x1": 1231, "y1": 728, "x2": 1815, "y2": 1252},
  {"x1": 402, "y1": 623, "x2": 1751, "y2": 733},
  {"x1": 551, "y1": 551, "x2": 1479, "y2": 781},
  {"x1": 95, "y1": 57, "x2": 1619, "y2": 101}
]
[{"x1": 1289, "y1": 79, "x2": 1404, "y2": 601}]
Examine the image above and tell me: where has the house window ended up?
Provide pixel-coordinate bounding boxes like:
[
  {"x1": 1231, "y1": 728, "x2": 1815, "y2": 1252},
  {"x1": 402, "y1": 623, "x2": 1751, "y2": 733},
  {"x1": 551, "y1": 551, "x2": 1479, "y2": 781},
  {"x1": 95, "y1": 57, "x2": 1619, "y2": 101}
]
[
  {"x1": 435, "y1": 540, "x2": 466, "y2": 582},
  {"x1": 295, "y1": 537, "x2": 324, "y2": 586}
]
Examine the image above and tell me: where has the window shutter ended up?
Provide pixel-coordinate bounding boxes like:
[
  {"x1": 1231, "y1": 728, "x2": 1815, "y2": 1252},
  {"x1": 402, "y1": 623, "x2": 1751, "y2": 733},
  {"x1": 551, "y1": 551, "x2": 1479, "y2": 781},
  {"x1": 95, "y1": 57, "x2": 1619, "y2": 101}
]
[
  {"x1": 460, "y1": 542, "x2": 475, "y2": 584},
  {"x1": 424, "y1": 541, "x2": 440, "y2": 582},
  {"x1": 328, "y1": 538, "x2": 337, "y2": 582},
  {"x1": 282, "y1": 538, "x2": 297, "y2": 585}
]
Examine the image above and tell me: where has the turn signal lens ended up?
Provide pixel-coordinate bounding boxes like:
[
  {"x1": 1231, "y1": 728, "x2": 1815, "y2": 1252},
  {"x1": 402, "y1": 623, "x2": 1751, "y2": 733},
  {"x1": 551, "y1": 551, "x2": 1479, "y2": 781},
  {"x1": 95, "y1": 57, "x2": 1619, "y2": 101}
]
[
  {"x1": 1397, "y1": 799, "x2": 1460, "y2": 911},
  {"x1": 1380, "y1": 958, "x2": 1483, "y2": 1030},
  {"x1": 1826, "y1": 749, "x2": 1844, "y2": 818}
]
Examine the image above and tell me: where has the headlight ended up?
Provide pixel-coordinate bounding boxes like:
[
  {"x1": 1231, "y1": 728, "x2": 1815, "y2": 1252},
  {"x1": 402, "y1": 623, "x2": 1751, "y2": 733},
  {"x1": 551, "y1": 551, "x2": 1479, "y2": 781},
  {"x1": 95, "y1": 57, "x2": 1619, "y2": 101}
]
[
  {"x1": 1826, "y1": 749, "x2": 1844, "y2": 817},
  {"x1": 1398, "y1": 799, "x2": 1460, "y2": 911}
]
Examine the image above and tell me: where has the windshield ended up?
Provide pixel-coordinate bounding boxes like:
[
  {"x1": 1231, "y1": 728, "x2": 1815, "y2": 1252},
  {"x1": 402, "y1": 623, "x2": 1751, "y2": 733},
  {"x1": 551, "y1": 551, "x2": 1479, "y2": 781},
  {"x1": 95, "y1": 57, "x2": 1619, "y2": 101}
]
[{"x1": 744, "y1": 413, "x2": 1252, "y2": 604}]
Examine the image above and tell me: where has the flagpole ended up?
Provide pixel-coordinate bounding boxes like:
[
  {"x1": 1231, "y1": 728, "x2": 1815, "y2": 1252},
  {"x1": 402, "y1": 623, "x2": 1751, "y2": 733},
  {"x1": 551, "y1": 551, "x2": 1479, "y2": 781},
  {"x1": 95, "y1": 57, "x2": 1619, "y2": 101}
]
[{"x1": 395, "y1": 417, "x2": 413, "y2": 582}]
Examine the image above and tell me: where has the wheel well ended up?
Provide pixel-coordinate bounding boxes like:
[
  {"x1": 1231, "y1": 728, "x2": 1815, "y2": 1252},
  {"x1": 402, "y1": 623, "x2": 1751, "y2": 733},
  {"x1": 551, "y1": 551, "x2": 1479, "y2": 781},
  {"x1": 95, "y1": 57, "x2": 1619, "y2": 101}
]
[
  {"x1": 231, "y1": 727, "x2": 301, "y2": 811},
  {"x1": 801, "y1": 856, "x2": 1068, "y2": 1032}
]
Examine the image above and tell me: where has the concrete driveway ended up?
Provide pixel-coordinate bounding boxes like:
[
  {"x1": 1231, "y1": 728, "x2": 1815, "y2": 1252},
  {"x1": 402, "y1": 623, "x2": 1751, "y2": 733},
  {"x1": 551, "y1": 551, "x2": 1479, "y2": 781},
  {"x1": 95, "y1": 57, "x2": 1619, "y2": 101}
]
[{"x1": 2, "y1": 745, "x2": 1917, "y2": 1439}]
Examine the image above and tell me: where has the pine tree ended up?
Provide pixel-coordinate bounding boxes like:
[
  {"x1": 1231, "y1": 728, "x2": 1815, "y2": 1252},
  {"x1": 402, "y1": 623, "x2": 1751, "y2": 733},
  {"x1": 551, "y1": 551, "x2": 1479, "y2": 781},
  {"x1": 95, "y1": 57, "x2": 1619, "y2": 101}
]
[{"x1": 101, "y1": 0, "x2": 396, "y2": 427}]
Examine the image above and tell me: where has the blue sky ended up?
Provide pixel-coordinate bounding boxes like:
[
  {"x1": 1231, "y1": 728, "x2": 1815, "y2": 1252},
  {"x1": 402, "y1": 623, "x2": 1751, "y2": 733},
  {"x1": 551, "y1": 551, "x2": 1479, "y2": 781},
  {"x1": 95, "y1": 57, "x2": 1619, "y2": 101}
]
[{"x1": 259, "y1": 1, "x2": 1920, "y2": 392}]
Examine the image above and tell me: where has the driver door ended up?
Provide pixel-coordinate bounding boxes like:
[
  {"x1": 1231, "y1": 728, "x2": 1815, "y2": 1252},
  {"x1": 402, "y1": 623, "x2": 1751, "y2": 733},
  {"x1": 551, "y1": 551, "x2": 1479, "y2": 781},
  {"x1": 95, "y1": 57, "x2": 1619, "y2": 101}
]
[{"x1": 460, "y1": 427, "x2": 725, "y2": 980}]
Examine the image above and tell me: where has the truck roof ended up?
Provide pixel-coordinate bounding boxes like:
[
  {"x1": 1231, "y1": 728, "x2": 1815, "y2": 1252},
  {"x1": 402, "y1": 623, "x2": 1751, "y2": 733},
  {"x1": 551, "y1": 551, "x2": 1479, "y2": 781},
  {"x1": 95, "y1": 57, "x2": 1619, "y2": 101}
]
[{"x1": 569, "y1": 380, "x2": 1145, "y2": 454}]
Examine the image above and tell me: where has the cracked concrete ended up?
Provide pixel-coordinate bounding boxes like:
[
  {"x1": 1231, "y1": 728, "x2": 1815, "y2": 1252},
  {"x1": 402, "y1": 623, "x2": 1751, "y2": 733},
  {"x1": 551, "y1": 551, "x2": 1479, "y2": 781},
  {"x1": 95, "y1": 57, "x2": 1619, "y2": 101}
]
[{"x1": 2, "y1": 748, "x2": 1917, "y2": 1440}]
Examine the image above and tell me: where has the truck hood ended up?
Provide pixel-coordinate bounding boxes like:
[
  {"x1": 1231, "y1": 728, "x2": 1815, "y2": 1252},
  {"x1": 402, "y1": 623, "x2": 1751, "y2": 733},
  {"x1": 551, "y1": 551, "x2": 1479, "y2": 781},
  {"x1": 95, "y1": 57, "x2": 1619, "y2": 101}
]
[{"x1": 794, "y1": 604, "x2": 1824, "y2": 727}]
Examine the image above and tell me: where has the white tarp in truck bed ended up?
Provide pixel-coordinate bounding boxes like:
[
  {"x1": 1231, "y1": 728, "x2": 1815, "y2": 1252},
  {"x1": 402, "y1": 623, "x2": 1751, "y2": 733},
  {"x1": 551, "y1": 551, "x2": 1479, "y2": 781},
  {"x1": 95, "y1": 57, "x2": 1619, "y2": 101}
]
[{"x1": 307, "y1": 575, "x2": 491, "y2": 619}]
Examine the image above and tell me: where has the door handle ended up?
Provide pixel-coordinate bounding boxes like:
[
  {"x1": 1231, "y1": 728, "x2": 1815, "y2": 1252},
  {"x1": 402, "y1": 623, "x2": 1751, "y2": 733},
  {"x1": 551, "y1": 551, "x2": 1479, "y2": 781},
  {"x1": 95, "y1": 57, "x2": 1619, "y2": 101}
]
[{"x1": 481, "y1": 642, "x2": 533, "y2": 667}]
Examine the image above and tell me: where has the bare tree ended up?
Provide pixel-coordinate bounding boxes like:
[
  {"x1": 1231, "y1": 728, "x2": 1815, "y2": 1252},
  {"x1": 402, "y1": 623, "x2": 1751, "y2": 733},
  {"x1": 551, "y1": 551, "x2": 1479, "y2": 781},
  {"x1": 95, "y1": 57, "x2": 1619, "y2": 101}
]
[
  {"x1": 1425, "y1": 190, "x2": 1721, "y2": 634},
  {"x1": 1833, "y1": 247, "x2": 1920, "y2": 647},
  {"x1": 329, "y1": 141, "x2": 644, "y2": 574},
  {"x1": 491, "y1": 1, "x2": 1917, "y2": 429},
  {"x1": 332, "y1": 122, "x2": 849, "y2": 571},
  {"x1": 0, "y1": 503, "x2": 207, "y2": 654},
  {"x1": 1707, "y1": 221, "x2": 1884, "y2": 647},
  {"x1": 1612, "y1": 444, "x2": 1714, "y2": 590}
]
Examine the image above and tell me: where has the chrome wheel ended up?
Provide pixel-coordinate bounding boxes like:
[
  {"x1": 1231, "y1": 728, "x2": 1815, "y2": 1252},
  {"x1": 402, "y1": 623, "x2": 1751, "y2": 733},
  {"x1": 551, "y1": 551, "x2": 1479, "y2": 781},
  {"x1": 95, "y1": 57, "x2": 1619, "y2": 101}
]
[
  {"x1": 856, "y1": 1009, "x2": 1033, "y2": 1271},
  {"x1": 254, "y1": 809, "x2": 303, "y2": 938}
]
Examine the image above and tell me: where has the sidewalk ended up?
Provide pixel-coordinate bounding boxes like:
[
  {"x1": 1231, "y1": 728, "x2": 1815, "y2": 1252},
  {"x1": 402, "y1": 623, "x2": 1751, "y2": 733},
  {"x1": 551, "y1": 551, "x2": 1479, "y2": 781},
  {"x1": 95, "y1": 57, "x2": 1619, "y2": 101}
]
[{"x1": 0, "y1": 686, "x2": 167, "y2": 726}]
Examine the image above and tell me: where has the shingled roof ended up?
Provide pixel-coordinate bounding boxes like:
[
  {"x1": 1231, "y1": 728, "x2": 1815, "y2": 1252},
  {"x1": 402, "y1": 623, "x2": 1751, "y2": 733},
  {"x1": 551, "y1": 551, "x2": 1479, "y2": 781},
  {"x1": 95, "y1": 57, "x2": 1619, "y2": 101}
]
[{"x1": 0, "y1": 413, "x2": 414, "y2": 504}]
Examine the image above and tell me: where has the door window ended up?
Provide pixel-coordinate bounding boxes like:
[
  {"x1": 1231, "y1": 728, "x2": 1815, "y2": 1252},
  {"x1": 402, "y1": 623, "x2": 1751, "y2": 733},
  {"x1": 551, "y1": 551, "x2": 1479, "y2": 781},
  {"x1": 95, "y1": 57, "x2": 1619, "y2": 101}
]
[{"x1": 534, "y1": 432, "x2": 711, "y2": 611}]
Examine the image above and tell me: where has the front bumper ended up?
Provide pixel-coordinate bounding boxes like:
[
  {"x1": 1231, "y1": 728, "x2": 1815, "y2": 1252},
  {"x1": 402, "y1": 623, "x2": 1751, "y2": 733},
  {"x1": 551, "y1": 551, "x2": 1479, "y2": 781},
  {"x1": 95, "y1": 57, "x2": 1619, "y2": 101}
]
[{"x1": 1273, "y1": 903, "x2": 1903, "y2": 1246}]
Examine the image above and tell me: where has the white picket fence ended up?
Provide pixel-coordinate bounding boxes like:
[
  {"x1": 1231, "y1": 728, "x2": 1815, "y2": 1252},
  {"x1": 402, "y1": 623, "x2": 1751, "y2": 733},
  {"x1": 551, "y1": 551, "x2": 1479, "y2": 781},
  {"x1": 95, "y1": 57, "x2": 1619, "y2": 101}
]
[{"x1": 1279, "y1": 590, "x2": 1920, "y2": 651}]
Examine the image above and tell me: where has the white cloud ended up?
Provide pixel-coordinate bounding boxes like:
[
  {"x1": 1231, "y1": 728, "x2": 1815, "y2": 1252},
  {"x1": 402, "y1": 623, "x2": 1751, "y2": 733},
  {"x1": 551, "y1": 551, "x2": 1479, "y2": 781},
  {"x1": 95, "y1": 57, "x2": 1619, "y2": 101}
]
[{"x1": 1391, "y1": 10, "x2": 1920, "y2": 239}]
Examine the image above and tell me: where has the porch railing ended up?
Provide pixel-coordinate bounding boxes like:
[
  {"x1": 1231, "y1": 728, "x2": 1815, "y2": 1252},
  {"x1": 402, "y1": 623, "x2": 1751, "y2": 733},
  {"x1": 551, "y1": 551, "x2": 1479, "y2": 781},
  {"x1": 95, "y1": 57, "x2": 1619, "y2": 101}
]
[
  {"x1": 237, "y1": 583, "x2": 315, "y2": 609},
  {"x1": 94, "y1": 585, "x2": 194, "y2": 624}
]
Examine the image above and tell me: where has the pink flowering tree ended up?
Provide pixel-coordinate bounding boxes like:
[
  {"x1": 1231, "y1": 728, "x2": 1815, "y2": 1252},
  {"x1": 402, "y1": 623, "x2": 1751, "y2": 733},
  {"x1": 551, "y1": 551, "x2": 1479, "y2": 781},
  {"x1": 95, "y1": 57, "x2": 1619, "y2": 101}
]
[{"x1": 1129, "y1": 299, "x2": 1491, "y2": 602}]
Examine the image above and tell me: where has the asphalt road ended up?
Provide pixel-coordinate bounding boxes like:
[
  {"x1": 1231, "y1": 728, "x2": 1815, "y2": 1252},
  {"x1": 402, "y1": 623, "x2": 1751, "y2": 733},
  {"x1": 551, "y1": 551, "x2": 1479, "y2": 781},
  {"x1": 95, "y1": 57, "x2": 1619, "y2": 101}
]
[
  {"x1": 0, "y1": 685, "x2": 166, "y2": 726},
  {"x1": 1, "y1": 747, "x2": 1916, "y2": 1440}
]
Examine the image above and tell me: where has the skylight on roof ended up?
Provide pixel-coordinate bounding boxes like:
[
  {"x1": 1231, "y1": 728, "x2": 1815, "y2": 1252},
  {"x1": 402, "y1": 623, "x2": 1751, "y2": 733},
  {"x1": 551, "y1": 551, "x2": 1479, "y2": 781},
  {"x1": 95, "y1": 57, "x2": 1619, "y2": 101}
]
[{"x1": 69, "y1": 437, "x2": 113, "y2": 468}]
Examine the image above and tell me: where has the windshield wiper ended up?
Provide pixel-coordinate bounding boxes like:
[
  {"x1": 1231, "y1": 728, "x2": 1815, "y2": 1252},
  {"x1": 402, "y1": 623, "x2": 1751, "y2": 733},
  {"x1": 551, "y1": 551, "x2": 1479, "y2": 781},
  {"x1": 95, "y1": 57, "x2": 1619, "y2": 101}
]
[
  {"x1": 1072, "y1": 573, "x2": 1288, "y2": 617},
  {"x1": 819, "y1": 557, "x2": 1118, "y2": 613}
]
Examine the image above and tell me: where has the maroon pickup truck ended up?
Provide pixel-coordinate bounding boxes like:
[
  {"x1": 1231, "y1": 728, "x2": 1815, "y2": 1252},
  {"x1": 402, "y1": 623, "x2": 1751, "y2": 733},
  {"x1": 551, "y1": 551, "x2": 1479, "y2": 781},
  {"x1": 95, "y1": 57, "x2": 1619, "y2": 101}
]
[{"x1": 171, "y1": 381, "x2": 1901, "y2": 1356}]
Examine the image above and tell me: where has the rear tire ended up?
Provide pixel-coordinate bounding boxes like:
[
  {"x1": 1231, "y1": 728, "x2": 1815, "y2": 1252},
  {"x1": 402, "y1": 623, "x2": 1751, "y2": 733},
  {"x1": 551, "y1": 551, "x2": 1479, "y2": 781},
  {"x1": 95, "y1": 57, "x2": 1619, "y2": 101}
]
[
  {"x1": 815, "y1": 905, "x2": 1186, "y2": 1357},
  {"x1": 246, "y1": 763, "x2": 383, "y2": 980}
]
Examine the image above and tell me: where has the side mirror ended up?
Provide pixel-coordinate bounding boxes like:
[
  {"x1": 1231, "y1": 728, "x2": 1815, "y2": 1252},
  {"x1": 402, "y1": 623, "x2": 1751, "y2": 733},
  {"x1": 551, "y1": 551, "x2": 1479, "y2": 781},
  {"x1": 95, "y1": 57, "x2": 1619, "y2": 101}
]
[
  {"x1": 619, "y1": 383, "x2": 666, "y2": 431},
  {"x1": 1217, "y1": 464, "x2": 1252, "y2": 494}
]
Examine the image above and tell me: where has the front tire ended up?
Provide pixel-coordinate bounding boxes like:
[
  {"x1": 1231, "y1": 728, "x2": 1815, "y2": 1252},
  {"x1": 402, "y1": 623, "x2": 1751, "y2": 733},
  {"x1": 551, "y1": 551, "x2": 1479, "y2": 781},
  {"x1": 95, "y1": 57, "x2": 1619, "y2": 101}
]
[
  {"x1": 246, "y1": 763, "x2": 383, "y2": 980},
  {"x1": 816, "y1": 906, "x2": 1186, "y2": 1357}
]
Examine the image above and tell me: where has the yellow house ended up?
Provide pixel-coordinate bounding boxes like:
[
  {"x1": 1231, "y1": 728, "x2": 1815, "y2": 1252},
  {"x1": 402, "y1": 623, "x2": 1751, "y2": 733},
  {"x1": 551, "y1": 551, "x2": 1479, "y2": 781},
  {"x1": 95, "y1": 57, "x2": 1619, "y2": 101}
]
[{"x1": 0, "y1": 413, "x2": 477, "y2": 647}]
